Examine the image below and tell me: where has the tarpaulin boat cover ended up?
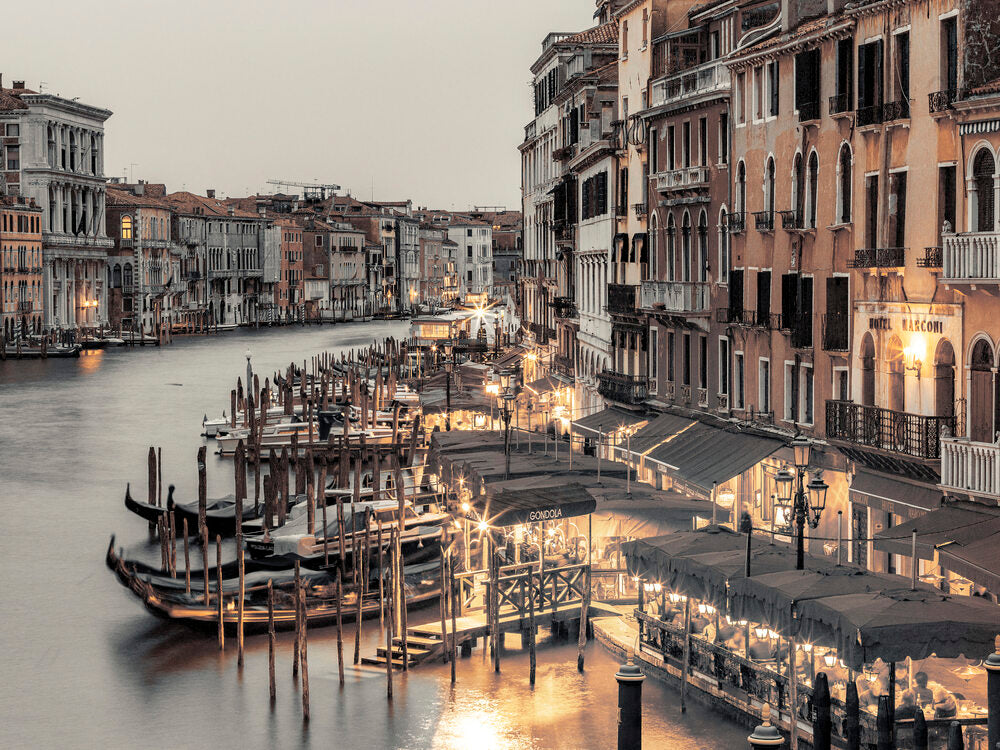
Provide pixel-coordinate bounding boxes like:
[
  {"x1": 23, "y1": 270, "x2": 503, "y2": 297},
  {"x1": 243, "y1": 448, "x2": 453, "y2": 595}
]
[
  {"x1": 647, "y1": 422, "x2": 784, "y2": 494},
  {"x1": 571, "y1": 407, "x2": 646, "y2": 435},
  {"x1": 794, "y1": 587, "x2": 1000, "y2": 669}
]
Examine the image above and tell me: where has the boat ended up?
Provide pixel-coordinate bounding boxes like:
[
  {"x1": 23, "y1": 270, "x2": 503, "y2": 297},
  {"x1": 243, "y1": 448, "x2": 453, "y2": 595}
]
[
  {"x1": 106, "y1": 536, "x2": 440, "y2": 633},
  {"x1": 1, "y1": 343, "x2": 81, "y2": 359},
  {"x1": 123, "y1": 483, "x2": 169, "y2": 524},
  {"x1": 80, "y1": 337, "x2": 125, "y2": 350},
  {"x1": 167, "y1": 486, "x2": 275, "y2": 538}
]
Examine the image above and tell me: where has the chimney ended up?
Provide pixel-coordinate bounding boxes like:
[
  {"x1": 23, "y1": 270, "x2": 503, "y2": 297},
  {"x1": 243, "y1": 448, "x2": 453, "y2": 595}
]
[
  {"x1": 13, "y1": 81, "x2": 25, "y2": 90},
  {"x1": 206, "y1": 189, "x2": 216, "y2": 199}
]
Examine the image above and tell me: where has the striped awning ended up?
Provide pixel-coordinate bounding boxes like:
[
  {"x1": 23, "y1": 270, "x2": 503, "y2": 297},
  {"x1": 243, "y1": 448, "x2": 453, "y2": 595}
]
[{"x1": 959, "y1": 119, "x2": 1000, "y2": 135}]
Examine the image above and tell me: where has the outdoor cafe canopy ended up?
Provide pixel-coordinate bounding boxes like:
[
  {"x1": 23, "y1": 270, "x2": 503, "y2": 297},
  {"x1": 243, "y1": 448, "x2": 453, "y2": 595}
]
[{"x1": 468, "y1": 482, "x2": 597, "y2": 528}]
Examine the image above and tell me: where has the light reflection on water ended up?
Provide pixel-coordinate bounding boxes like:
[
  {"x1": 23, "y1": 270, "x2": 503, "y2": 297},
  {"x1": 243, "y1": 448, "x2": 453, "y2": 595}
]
[{"x1": 0, "y1": 324, "x2": 747, "y2": 749}]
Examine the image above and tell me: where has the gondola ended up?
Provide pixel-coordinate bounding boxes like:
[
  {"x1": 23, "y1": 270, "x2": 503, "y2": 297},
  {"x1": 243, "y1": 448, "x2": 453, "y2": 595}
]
[
  {"x1": 123, "y1": 483, "x2": 169, "y2": 524},
  {"x1": 167, "y1": 485, "x2": 268, "y2": 538}
]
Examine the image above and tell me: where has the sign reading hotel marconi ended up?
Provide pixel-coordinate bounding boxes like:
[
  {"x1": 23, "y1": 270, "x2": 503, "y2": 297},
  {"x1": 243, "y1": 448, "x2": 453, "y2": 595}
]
[{"x1": 868, "y1": 316, "x2": 944, "y2": 334}]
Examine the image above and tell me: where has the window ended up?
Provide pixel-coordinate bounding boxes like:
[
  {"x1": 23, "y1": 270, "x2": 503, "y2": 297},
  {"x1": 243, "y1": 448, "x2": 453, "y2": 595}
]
[
  {"x1": 793, "y1": 153, "x2": 805, "y2": 220},
  {"x1": 784, "y1": 362, "x2": 796, "y2": 422},
  {"x1": 835, "y1": 38, "x2": 854, "y2": 112},
  {"x1": 718, "y1": 209, "x2": 730, "y2": 283},
  {"x1": 642, "y1": 8, "x2": 648, "y2": 46},
  {"x1": 618, "y1": 167, "x2": 628, "y2": 215},
  {"x1": 837, "y1": 144, "x2": 852, "y2": 224},
  {"x1": 858, "y1": 40, "x2": 885, "y2": 114},
  {"x1": 5, "y1": 124, "x2": 18, "y2": 136},
  {"x1": 894, "y1": 32, "x2": 910, "y2": 108},
  {"x1": 718, "y1": 112, "x2": 729, "y2": 165},
  {"x1": 121, "y1": 215, "x2": 133, "y2": 240},
  {"x1": 806, "y1": 151, "x2": 819, "y2": 228},
  {"x1": 767, "y1": 61, "x2": 779, "y2": 117},
  {"x1": 699, "y1": 335, "x2": 707, "y2": 389},
  {"x1": 758, "y1": 359, "x2": 771, "y2": 414},
  {"x1": 801, "y1": 366, "x2": 814, "y2": 425},
  {"x1": 666, "y1": 213, "x2": 676, "y2": 281},
  {"x1": 681, "y1": 212, "x2": 692, "y2": 281},
  {"x1": 794, "y1": 48, "x2": 820, "y2": 117},
  {"x1": 5, "y1": 146, "x2": 18, "y2": 171},
  {"x1": 734, "y1": 352, "x2": 745, "y2": 409},
  {"x1": 866, "y1": 174, "x2": 879, "y2": 248},
  {"x1": 756, "y1": 270, "x2": 771, "y2": 327},
  {"x1": 682, "y1": 333, "x2": 691, "y2": 386},
  {"x1": 649, "y1": 328, "x2": 658, "y2": 389},
  {"x1": 736, "y1": 71, "x2": 746, "y2": 124},
  {"x1": 765, "y1": 157, "x2": 775, "y2": 214},
  {"x1": 621, "y1": 19, "x2": 628, "y2": 58},
  {"x1": 667, "y1": 331, "x2": 675, "y2": 382},
  {"x1": 737, "y1": 161, "x2": 746, "y2": 214},
  {"x1": 667, "y1": 125, "x2": 676, "y2": 170},
  {"x1": 682, "y1": 121, "x2": 691, "y2": 168},
  {"x1": 719, "y1": 338, "x2": 730, "y2": 398},
  {"x1": 939, "y1": 164, "x2": 956, "y2": 240},
  {"x1": 697, "y1": 210, "x2": 708, "y2": 282},
  {"x1": 698, "y1": 117, "x2": 708, "y2": 167},
  {"x1": 753, "y1": 66, "x2": 763, "y2": 121},
  {"x1": 973, "y1": 150, "x2": 995, "y2": 232},
  {"x1": 316, "y1": 235, "x2": 323, "y2": 246},
  {"x1": 467, "y1": 246, "x2": 473, "y2": 259},
  {"x1": 729, "y1": 268, "x2": 744, "y2": 323},
  {"x1": 889, "y1": 171, "x2": 907, "y2": 247},
  {"x1": 649, "y1": 128, "x2": 658, "y2": 174},
  {"x1": 941, "y1": 17, "x2": 958, "y2": 93}
]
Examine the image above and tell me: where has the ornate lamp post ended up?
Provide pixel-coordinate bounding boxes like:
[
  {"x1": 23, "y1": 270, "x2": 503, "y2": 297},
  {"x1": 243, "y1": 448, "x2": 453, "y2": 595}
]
[
  {"x1": 245, "y1": 348, "x2": 253, "y2": 391},
  {"x1": 775, "y1": 435, "x2": 829, "y2": 570},
  {"x1": 444, "y1": 337, "x2": 454, "y2": 432},
  {"x1": 499, "y1": 369, "x2": 516, "y2": 480}
]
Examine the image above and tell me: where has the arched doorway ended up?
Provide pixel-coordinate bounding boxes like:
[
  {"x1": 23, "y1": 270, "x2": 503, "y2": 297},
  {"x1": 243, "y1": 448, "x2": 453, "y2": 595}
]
[
  {"x1": 934, "y1": 339, "x2": 956, "y2": 421},
  {"x1": 860, "y1": 333, "x2": 876, "y2": 406},
  {"x1": 886, "y1": 336, "x2": 905, "y2": 412},
  {"x1": 969, "y1": 339, "x2": 995, "y2": 442}
]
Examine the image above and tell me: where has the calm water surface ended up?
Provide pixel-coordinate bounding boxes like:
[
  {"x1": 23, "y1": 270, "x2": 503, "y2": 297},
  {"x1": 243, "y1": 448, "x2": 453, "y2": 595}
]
[{"x1": 0, "y1": 323, "x2": 746, "y2": 749}]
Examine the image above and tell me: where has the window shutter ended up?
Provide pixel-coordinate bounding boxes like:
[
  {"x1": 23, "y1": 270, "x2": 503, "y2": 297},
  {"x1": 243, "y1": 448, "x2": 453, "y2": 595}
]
[
  {"x1": 598, "y1": 171, "x2": 608, "y2": 215},
  {"x1": 873, "y1": 40, "x2": 884, "y2": 107},
  {"x1": 857, "y1": 45, "x2": 868, "y2": 109}
]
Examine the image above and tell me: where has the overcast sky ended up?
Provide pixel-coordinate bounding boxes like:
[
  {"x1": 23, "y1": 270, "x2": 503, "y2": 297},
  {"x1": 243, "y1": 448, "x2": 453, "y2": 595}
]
[{"x1": 5, "y1": 0, "x2": 596, "y2": 211}]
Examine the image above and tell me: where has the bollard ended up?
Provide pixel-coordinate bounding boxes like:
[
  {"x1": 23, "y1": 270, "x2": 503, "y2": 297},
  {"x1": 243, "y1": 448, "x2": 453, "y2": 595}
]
[
  {"x1": 845, "y1": 680, "x2": 861, "y2": 750},
  {"x1": 986, "y1": 635, "x2": 1000, "y2": 750},
  {"x1": 912, "y1": 710, "x2": 928, "y2": 750},
  {"x1": 812, "y1": 672, "x2": 832, "y2": 750},
  {"x1": 615, "y1": 659, "x2": 645, "y2": 750},
  {"x1": 947, "y1": 720, "x2": 964, "y2": 750},
  {"x1": 876, "y1": 695, "x2": 892, "y2": 750},
  {"x1": 748, "y1": 704, "x2": 785, "y2": 748}
]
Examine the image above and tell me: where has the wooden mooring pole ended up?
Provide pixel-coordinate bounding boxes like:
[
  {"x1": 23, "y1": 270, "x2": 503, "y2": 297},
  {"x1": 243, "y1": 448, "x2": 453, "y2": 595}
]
[
  {"x1": 216, "y1": 534, "x2": 224, "y2": 651},
  {"x1": 267, "y1": 579, "x2": 276, "y2": 703}
]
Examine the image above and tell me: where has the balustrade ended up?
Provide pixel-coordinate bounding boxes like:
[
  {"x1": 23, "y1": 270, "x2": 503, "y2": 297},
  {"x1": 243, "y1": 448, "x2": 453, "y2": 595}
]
[{"x1": 942, "y1": 232, "x2": 1000, "y2": 281}]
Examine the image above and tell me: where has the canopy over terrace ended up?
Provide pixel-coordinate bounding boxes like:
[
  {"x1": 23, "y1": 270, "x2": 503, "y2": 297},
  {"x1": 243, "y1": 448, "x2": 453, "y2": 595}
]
[
  {"x1": 468, "y1": 482, "x2": 597, "y2": 528},
  {"x1": 571, "y1": 406, "x2": 647, "y2": 436}
]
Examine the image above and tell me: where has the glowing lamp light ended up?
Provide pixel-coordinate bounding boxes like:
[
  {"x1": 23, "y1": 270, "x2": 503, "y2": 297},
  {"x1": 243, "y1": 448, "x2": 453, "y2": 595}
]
[
  {"x1": 767, "y1": 630, "x2": 779, "y2": 640},
  {"x1": 653, "y1": 582, "x2": 662, "y2": 593},
  {"x1": 904, "y1": 336, "x2": 926, "y2": 376},
  {"x1": 461, "y1": 502, "x2": 470, "y2": 513},
  {"x1": 863, "y1": 665, "x2": 879, "y2": 683},
  {"x1": 716, "y1": 487, "x2": 736, "y2": 509},
  {"x1": 801, "y1": 642, "x2": 813, "y2": 653},
  {"x1": 474, "y1": 413, "x2": 486, "y2": 428},
  {"x1": 774, "y1": 506, "x2": 789, "y2": 526},
  {"x1": 754, "y1": 626, "x2": 769, "y2": 640},
  {"x1": 823, "y1": 653, "x2": 838, "y2": 668},
  {"x1": 477, "y1": 520, "x2": 488, "y2": 532}
]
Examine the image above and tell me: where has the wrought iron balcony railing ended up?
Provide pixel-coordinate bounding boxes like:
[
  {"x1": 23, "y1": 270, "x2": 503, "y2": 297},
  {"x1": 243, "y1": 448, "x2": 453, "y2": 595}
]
[
  {"x1": 928, "y1": 89, "x2": 958, "y2": 114},
  {"x1": 829, "y1": 92, "x2": 852, "y2": 115},
  {"x1": 778, "y1": 210, "x2": 802, "y2": 230},
  {"x1": 784, "y1": 313, "x2": 813, "y2": 349},
  {"x1": 797, "y1": 101, "x2": 820, "y2": 122},
  {"x1": 917, "y1": 246, "x2": 943, "y2": 269},
  {"x1": 552, "y1": 296, "x2": 578, "y2": 319},
  {"x1": 726, "y1": 212, "x2": 746, "y2": 234},
  {"x1": 825, "y1": 400, "x2": 954, "y2": 460},
  {"x1": 856, "y1": 104, "x2": 883, "y2": 127},
  {"x1": 882, "y1": 99, "x2": 910, "y2": 122},
  {"x1": 821, "y1": 312, "x2": 850, "y2": 351},
  {"x1": 848, "y1": 247, "x2": 906, "y2": 269},
  {"x1": 753, "y1": 211, "x2": 774, "y2": 232},
  {"x1": 598, "y1": 370, "x2": 648, "y2": 405}
]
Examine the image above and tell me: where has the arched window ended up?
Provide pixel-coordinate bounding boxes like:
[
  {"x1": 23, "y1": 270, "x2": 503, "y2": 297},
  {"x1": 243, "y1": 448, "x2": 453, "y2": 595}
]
[
  {"x1": 718, "y1": 207, "x2": 730, "y2": 284},
  {"x1": 123, "y1": 262, "x2": 133, "y2": 289},
  {"x1": 736, "y1": 161, "x2": 746, "y2": 215},
  {"x1": 648, "y1": 212, "x2": 657, "y2": 280},
  {"x1": 765, "y1": 157, "x2": 775, "y2": 215},
  {"x1": 886, "y1": 335, "x2": 905, "y2": 413},
  {"x1": 934, "y1": 339, "x2": 956, "y2": 421},
  {"x1": 860, "y1": 333, "x2": 876, "y2": 407},
  {"x1": 113, "y1": 265, "x2": 122, "y2": 288},
  {"x1": 792, "y1": 152, "x2": 804, "y2": 221},
  {"x1": 837, "y1": 144, "x2": 852, "y2": 224},
  {"x1": 970, "y1": 338, "x2": 995, "y2": 442},
  {"x1": 681, "y1": 211, "x2": 692, "y2": 282},
  {"x1": 974, "y1": 149, "x2": 996, "y2": 233},
  {"x1": 666, "y1": 213, "x2": 676, "y2": 282},
  {"x1": 47, "y1": 126, "x2": 55, "y2": 168},
  {"x1": 697, "y1": 210, "x2": 708, "y2": 282},
  {"x1": 121, "y1": 215, "x2": 133, "y2": 240},
  {"x1": 806, "y1": 151, "x2": 819, "y2": 228}
]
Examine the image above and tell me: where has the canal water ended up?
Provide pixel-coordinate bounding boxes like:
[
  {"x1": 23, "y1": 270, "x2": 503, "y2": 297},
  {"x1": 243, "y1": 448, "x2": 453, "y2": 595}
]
[{"x1": 0, "y1": 323, "x2": 747, "y2": 749}]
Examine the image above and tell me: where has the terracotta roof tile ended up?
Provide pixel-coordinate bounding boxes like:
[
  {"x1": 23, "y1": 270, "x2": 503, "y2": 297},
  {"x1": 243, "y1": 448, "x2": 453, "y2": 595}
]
[
  {"x1": 106, "y1": 186, "x2": 173, "y2": 210},
  {"x1": 970, "y1": 77, "x2": 1000, "y2": 96},
  {"x1": 561, "y1": 22, "x2": 619, "y2": 46},
  {"x1": 0, "y1": 87, "x2": 32, "y2": 111}
]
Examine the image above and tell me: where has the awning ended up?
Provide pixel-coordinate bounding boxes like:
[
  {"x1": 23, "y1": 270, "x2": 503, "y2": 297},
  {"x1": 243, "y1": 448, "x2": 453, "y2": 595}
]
[
  {"x1": 872, "y1": 502, "x2": 1000, "y2": 560},
  {"x1": 571, "y1": 407, "x2": 646, "y2": 436},
  {"x1": 523, "y1": 374, "x2": 570, "y2": 397},
  {"x1": 493, "y1": 346, "x2": 526, "y2": 368},
  {"x1": 795, "y1": 587, "x2": 1000, "y2": 669},
  {"x1": 627, "y1": 413, "x2": 696, "y2": 456},
  {"x1": 646, "y1": 422, "x2": 784, "y2": 496},
  {"x1": 849, "y1": 469, "x2": 943, "y2": 520},
  {"x1": 472, "y1": 482, "x2": 597, "y2": 527},
  {"x1": 622, "y1": 525, "x2": 747, "y2": 582},
  {"x1": 590, "y1": 493, "x2": 712, "y2": 541},
  {"x1": 938, "y1": 530, "x2": 1000, "y2": 593}
]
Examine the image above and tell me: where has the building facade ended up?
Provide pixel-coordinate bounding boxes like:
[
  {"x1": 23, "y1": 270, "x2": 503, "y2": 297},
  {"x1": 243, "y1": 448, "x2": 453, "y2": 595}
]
[{"x1": 0, "y1": 195, "x2": 43, "y2": 338}]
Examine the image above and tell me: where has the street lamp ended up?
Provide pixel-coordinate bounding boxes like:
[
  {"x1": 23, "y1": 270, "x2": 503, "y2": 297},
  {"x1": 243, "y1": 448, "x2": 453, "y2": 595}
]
[
  {"x1": 776, "y1": 436, "x2": 829, "y2": 570},
  {"x1": 501, "y1": 387, "x2": 516, "y2": 480},
  {"x1": 444, "y1": 337, "x2": 454, "y2": 431},
  {"x1": 245, "y1": 348, "x2": 253, "y2": 390}
]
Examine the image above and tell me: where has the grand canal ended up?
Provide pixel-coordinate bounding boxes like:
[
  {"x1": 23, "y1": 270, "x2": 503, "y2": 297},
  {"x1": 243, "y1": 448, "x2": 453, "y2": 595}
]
[{"x1": 0, "y1": 323, "x2": 747, "y2": 749}]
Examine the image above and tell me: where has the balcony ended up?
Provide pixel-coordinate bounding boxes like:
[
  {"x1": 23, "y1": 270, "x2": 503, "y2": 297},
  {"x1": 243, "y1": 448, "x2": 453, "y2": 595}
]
[
  {"x1": 778, "y1": 210, "x2": 802, "y2": 230},
  {"x1": 753, "y1": 211, "x2": 774, "y2": 232},
  {"x1": 797, "y1": 101, "x2": 820, "y2": 123},
  {"x1": 917, "y1": 246, "x2": 943, "y2": 269},
  {"x1": 597, "y1": 370, "x2": 648, "y2": 405},
  {"x1": 821, "y1": 312, "x2": 850, "y2": 351},
  {"x1": 607, "y1": 283, "x2": 638, "y2": 315},
  {"x1": 17, "y1": 300, "x2": 32, "y2": 313},
  {"x1": 856, "y1": 104, "x2": 883, "y2": 127},
  {"x1": 649, "y1": 61, "x2": 730, "y2": 109},
  {"x1": 848, "y1": 247, "x2": 905, "y2": 269},
  {"x1": 784, "y1": 313, "x2": 813, "y2": 349},
  {"x1": 829, "y1": 92, "x2": 852, "y2": 116},
  {"x1": 654, "y1": 166, "x2": 710, "y2": 194},
  {"x1": 941, "y1": 232, "x2": 1000, "y2": 283},
  {"x1": 726, "y1": 212, "x2": 746, "y2": 234},
  {"x1": 716, "y1": 307, "x2": 780, "y2": 329},
  {"x1": 941, "y1": 436, "x2": 1000, "y2": 498},
  {"x1": 639, "y1": 280, "x2": 710, "y2": 314},
  {"x1": 553, "y1": 353, "x2": 575, "y2": 377},
  {"x1": 184, "y1": 270, "x2": 202, "y2": 281},
  {"x1": 553, "y1": 145, "x2": 575, "y2": 161},
  {"x1": 633, "y1": 202, "x2": 648, "y2": 218},
  {"x1": 825, "y1": 400, "x2": 954, "y2": 460},
  {"x1": 929, "y1": 89, "x2": 959, "y2": 114},
  {"x1": 882, "y1": 99, "x2": 910, "y2": 122},
  {"x1": 552, "y1": 296, "x2": 578, "y2": 319}
]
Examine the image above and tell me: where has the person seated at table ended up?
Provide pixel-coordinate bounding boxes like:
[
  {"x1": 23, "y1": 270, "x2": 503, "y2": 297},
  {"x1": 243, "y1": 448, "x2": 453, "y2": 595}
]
[
  {"x1": 859, "y1": 680, "x2": 882, "y2": 712},
  {"x1": 726, "y1": 627, "x2": 746, "y2": 654},
  {"x1": 717, "y1": 623, "x2": 737, "y2": 643},
  {"x1": 913, "y1": 671, "x2": 957, "y2": 718},
  {"x1": 748, "y1": 636, "x2": 776, "y2": 661},
  {"x1": 689, "y1": 613, "x2": 711, "y2": 634},
  {"x1": 894, "y1": 690, "x2": 920, "y2": 721}
]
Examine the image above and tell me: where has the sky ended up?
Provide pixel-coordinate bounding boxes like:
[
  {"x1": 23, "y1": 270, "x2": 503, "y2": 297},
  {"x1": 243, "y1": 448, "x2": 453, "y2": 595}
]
[{"x1": 4, "y1": 0, "x2": 597, "y2": 211}]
